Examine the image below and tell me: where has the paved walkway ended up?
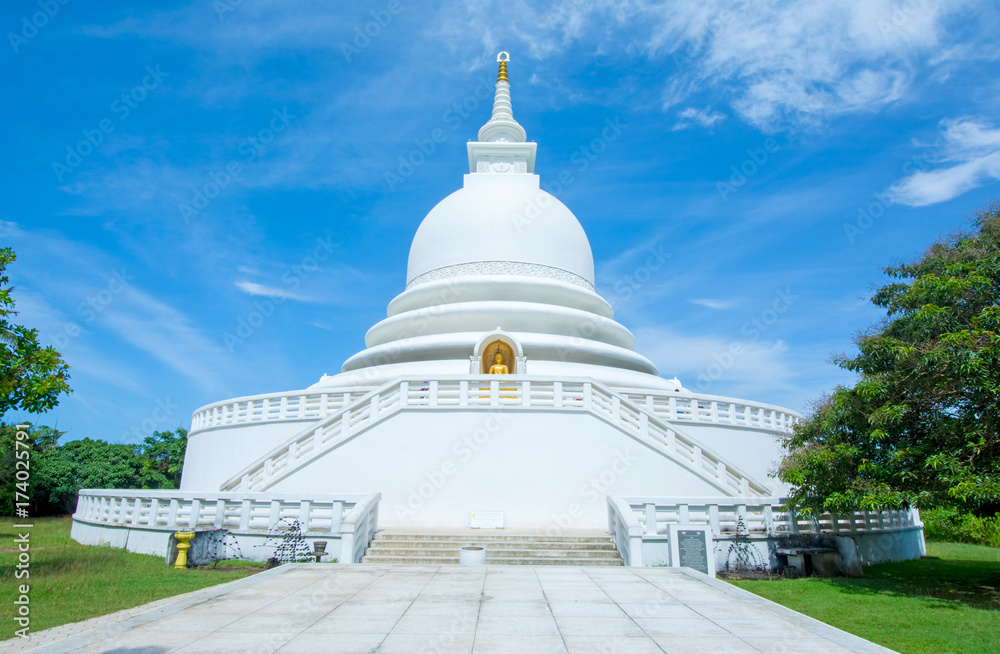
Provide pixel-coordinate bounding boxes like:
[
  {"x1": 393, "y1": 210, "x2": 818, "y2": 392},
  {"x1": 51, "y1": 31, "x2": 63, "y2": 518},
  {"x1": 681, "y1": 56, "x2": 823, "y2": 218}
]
[{"x1": 7, "y1": 564, "x2": 895, "y2": 653}]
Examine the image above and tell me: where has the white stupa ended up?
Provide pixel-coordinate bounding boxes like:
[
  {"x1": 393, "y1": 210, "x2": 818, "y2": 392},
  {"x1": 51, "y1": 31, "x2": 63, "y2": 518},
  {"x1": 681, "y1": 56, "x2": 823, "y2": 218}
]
[
  {"x1": 178, "y1": 54, "x2": 800, "y2": 529},
  {"x1": 74, "y1": 55, "x2": 927, "y2": 569}
]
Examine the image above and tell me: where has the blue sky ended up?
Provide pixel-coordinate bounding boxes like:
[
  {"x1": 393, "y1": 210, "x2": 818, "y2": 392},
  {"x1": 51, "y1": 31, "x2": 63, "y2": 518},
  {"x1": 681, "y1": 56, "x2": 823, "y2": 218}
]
[{"x1": 3, "y1": 0, "x2": 999, "y2": 443}]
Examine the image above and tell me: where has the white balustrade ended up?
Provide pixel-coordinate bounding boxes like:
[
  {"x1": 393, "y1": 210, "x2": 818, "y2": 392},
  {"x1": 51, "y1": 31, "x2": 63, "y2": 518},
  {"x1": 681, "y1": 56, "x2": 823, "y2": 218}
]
[
  {"x1": 72, "y1": 489, "x2": 371, "y2": 535},
  {"x1": 191, "y1": 380, "x2": 801, "y2": 435},
  {"x1": 619, "y1": 496, "x2": 922, "y2": 538}
]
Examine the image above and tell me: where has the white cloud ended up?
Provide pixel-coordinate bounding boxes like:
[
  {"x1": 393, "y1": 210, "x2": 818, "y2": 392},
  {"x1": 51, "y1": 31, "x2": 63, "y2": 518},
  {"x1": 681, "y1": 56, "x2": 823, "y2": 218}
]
[
  {"x1": 433, "y1": 0, "x2": 974, "y2": 131},
  {"x1": 889, "y1": 118, "x2": 1000, "y2": 206},
  {"x1": 234, "y1": 280, "x2": 307, "y2": 300},
  {"x1": 672, "y1": 106, "x2": 726, "y2": 131},
  {"x1": 634, "y1": 327, "x2": 797, "y2": 400},
  {"x1": 101, "y1": 289, "x2": 234, "y2": 395},
  {"x1": 688, "y1": 298, "x2": 734, "y2": 310}
]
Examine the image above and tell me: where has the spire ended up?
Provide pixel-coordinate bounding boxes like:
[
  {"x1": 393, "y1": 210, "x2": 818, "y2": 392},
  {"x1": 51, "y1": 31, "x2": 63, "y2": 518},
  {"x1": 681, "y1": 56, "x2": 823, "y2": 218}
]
[{"x1": 478, "y1": 51, "x2": 527, "y2": 143}]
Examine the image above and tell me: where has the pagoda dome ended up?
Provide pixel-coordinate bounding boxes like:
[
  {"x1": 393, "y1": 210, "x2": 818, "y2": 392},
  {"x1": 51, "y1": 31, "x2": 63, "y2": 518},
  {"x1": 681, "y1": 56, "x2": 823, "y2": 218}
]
[{"x1": 406, "y1": 174, "x2": 596, "y2": 291}]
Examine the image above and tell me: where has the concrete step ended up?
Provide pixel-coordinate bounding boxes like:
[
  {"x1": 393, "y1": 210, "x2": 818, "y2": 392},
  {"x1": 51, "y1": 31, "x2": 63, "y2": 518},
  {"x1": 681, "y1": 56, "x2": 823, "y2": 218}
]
[
  {"x1": 360, "y1": 554, "x2": 624, "y2": 566},
  {"x1": 361, "y1": 531, "x2": 624, "y2": 567},
  {"x1": 365, "y1": 547, "x2": 621, "y2": 559},
  {"x1": 366, "y1": 540, "x2": 617, "y2": 552},
  {"x1": 373, "y1": 534, "x2": 612, "y2": 544}
]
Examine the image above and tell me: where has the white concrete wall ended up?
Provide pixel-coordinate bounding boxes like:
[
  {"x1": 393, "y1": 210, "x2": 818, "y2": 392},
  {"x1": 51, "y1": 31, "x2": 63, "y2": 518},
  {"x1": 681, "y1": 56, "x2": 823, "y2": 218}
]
[
  {"x1": 265, "y1": 410, "x2": 727, "y2": 530},
  {"x1": 181, "y1": 421, "x2": 311, "y2": 491},
  {"x1": 70, "y1": 519, "x2": 345, "y2": 563}
]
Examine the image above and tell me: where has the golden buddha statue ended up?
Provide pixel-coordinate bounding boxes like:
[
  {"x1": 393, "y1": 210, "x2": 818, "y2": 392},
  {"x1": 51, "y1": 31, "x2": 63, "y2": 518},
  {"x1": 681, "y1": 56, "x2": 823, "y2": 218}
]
[{"x1": 488, "y1": 352, "x2": 510, "y2": 374}]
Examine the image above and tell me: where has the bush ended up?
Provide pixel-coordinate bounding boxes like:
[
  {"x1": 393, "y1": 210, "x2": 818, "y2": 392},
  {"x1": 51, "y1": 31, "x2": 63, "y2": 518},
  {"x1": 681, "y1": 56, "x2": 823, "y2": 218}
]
[{"x1": 922, "y1": 507, "x2": 1000, "y2": 547}]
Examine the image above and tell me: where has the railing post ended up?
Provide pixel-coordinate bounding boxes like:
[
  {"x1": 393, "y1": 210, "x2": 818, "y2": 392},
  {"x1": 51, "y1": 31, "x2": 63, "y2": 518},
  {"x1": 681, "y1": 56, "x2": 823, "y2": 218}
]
[
  {"x1": 300, "y1": 500, "x2": 312, "y2": 532},
  {"x1": 330, "y1": 501, "x2": 343, "y2": 534},
  {"x1": 490, "y1": 380, "x2": 499, "y2": 407},
  {"x1": 149, "y1": 498, "x2": 160, "y2": 527},
  {"x1": 214, "y1": 499, "x2": 225, "y2": 528},
  {"x1": 639, "y1": 413, "x2": 649, "y2": 439},
  {"x1": 644, "y1": 503, "x2": 657, "y2": 535},
  {"x1": 189, "y1": 499, "x2": 201, "y2": 529},
  {"x1": 583, "y1": 383, "x2": 592, "y2": 410},
  {"x1": 611, "y1": 395, "x2": 621, "y2": 423},
  {"x1": 787, "y1": 506, "x2": 799, "y2": 535},
  {"x1": 679, "y1": 503, "x2": 690, "y2": 524},
  {"x1": 554, "y1": 381, "x2": 563, "y2": 407},
  {"x1": 240, "y1": 499, "x2": 251, "y2": 530},
  {"x1": 370, "y1": 395, "x2": 379, "y2": 420},
  {"x1": 399, "y1": 381, "x2": 409, "y2": 407},
  {"x1": 131, "y1": 498, "x2": 142, "y2": 526},
  {"x1": 429, "y1": 380, "x2": 438, "y2": 406},
  {"x1": 459, "y1": 380, "x2": 468, "y2": 406},
  {"x1": 168, "y1": 499, "x2": 179, "y2": 529},
  {"x1": 709, "y1": 504, "x2": 721, "y2": 535},
  {"x1": 522, "y1": 380, "x2": 531, "y2": 406},
  {"x1": 763, "y1": 505, "x2": 775, "y2": 537},
  {"x1": 269, "y1": 500, "x2": 281, "y2": 530}
]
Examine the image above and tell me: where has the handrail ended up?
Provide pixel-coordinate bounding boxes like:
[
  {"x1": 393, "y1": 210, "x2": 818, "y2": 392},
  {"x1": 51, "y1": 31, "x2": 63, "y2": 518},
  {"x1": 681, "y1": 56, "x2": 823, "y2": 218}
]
[
  {"x1": 607, "y1": 496, "x2": 644, "y2": 566},
  {"x1": 619, "y1": 496, "x2": 923, "y2": 538},
  {"x1": 219, "y1": 376, "x2": 773, "y2": 497},
  {"x1": 72, "y1": 489, "x2": 370, "y2": 534},
  {"x1": 190, "y1": 379, "x2": 801, "y2": 435},
  {"x1": 339, "y1": 492, "x2": 382, "y2": 563}
]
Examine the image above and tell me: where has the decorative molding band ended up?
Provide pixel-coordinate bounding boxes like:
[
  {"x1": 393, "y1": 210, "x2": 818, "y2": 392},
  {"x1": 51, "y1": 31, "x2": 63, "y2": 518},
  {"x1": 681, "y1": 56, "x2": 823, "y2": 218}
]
[{"x1": 407, "y1": 261, "x2": 595, "y2": 291}]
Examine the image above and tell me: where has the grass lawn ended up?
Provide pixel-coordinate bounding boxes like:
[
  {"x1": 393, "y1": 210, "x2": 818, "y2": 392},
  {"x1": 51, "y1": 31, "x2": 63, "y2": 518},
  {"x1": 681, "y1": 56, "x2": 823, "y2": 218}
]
[
  {"x1": 1, "y1": 515, "x2": 263, "y2": 635},
  {"x1": 728, "y1": 541, "x2": 1000, "y2": 654}
]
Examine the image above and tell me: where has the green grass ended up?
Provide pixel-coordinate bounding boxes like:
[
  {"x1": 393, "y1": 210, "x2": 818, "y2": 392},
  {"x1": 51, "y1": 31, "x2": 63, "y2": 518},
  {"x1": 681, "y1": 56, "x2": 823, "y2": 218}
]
[
  {"x1": 1, "y1": 516, "x2": 263, "y2": 634},
  {"x1": 728, "y1": 541, "x2": 1000, "y2": 654}
]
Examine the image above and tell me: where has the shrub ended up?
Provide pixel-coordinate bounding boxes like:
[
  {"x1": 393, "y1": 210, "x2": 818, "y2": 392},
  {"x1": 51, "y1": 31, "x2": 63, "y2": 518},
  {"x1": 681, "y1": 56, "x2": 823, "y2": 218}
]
[{"x1": 921, "y1": 507, "x2": 1000, "y2": 547}]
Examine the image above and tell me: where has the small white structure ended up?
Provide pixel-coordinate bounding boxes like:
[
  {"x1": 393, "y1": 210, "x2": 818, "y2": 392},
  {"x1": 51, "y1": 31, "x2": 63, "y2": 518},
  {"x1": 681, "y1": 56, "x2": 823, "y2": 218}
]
[{"x1": 72, "y1": 55, "x2": 923, "y2": 566}]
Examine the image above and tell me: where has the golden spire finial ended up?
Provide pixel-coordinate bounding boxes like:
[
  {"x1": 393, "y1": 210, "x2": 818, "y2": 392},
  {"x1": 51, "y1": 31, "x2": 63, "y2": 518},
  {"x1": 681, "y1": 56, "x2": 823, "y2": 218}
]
[{"x1": 496, "y1": 51, "x2": 510, "y2": 83}]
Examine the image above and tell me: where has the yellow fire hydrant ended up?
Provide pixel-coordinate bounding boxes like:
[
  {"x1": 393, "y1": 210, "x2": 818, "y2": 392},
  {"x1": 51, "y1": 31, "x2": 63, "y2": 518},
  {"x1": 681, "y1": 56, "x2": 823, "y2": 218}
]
[{"x1": 174, "y1": 531, "x2": 195, "y2": 569}]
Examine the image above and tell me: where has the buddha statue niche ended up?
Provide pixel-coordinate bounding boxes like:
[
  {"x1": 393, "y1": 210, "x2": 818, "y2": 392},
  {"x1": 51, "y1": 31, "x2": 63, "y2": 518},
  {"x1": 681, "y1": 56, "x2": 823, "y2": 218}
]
[{"x1": 488, "y1": 352, "x2": 510, "y2": 375}]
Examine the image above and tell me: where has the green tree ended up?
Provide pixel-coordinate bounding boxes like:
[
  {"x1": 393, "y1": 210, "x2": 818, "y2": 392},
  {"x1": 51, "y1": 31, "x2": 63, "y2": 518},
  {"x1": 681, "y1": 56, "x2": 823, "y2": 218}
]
[
  {"x1": 778, "y1": 203, "x2": 1000, "y2": 516},
  {"x1": 0, "y1": 247, "x2": 72, "y2": 415},
  {"x1": 136, "y1": 428, "x2": 187, "y2": 489}
]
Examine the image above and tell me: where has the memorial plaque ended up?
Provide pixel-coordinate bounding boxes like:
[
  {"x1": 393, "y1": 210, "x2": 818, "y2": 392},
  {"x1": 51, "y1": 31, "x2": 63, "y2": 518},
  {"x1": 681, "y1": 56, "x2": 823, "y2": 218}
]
[
  {"x1": 676, "y1": 529, "x2": 709, "y2": 574},
  {"x1": 470, "y1": 511, "x2": 504, "y2": 529}
]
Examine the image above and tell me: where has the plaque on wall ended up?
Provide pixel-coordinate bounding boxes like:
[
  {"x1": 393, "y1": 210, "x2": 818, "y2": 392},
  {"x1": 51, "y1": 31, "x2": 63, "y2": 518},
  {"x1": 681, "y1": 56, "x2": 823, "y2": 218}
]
[
  {"x1": 667, "y1": 524, "x2": 715, "y2": 577},
  {"x1": 470, "y1": 512, "x2": 504, "y2": 529}
]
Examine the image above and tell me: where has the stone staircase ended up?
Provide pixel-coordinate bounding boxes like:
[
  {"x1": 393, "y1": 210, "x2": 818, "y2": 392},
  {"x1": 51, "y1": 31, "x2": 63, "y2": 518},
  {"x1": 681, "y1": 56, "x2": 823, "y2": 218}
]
[{"x1": 361, "y1": 531, "x2": 624, "y2": 566}]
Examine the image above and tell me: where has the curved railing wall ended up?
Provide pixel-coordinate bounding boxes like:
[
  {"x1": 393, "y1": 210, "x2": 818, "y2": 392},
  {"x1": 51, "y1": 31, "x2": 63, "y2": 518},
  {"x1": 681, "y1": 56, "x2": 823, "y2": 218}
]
[{"x1": 190, "y1": 384, "x2": 801, "y2": 435}]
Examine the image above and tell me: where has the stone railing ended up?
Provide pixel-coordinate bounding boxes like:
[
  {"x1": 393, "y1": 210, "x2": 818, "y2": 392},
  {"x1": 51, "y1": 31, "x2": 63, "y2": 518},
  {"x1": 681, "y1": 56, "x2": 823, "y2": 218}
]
[
  {"x1": 607, "y1": 496, "x2": 644, "y2": 566},
  {"x1": 72, "y1": 489, "x2": 381, "y2": 562},
  {"x1": 190, "y1": 384, "x2": 800, "y2": 435},
  {"x1": 621, "y1": 392, "x2": 801, "y2": 434},
  {"x1": 609, "y1": 495, "x2": 924, "y2": 568},
  {"x1": 220, "y1": 376, "x2": 771, "y2": 498},
  {"x1": 622, "y1": 496, "x2": 921, "y2": 537},
  {"x1": 190, "y1": 390, "x2": 371, "y2": 432}
]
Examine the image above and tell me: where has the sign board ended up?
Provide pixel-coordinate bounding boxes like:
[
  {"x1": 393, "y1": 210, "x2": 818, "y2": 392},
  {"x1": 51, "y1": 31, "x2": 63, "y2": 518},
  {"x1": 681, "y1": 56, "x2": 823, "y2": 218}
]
[
  {"x1": 667, "y1": 524, "x2": 715, "y2": 577},
  {"x1": 470, "y1": 511, "x2": 504, "y2": 529}
]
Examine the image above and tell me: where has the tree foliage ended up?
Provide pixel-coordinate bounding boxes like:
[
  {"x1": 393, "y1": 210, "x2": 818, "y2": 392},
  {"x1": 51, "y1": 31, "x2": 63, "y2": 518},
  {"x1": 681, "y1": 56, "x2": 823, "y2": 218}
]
[
  {"x1": 0, "y1": 247, "x2": 72, "y2": 415},
  {"x1": 778, "y1": 203, "x2": 1000, "y2": 515},
  {"x1": 0, "y1": 424, "x2": 188, "y2": 515}
]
